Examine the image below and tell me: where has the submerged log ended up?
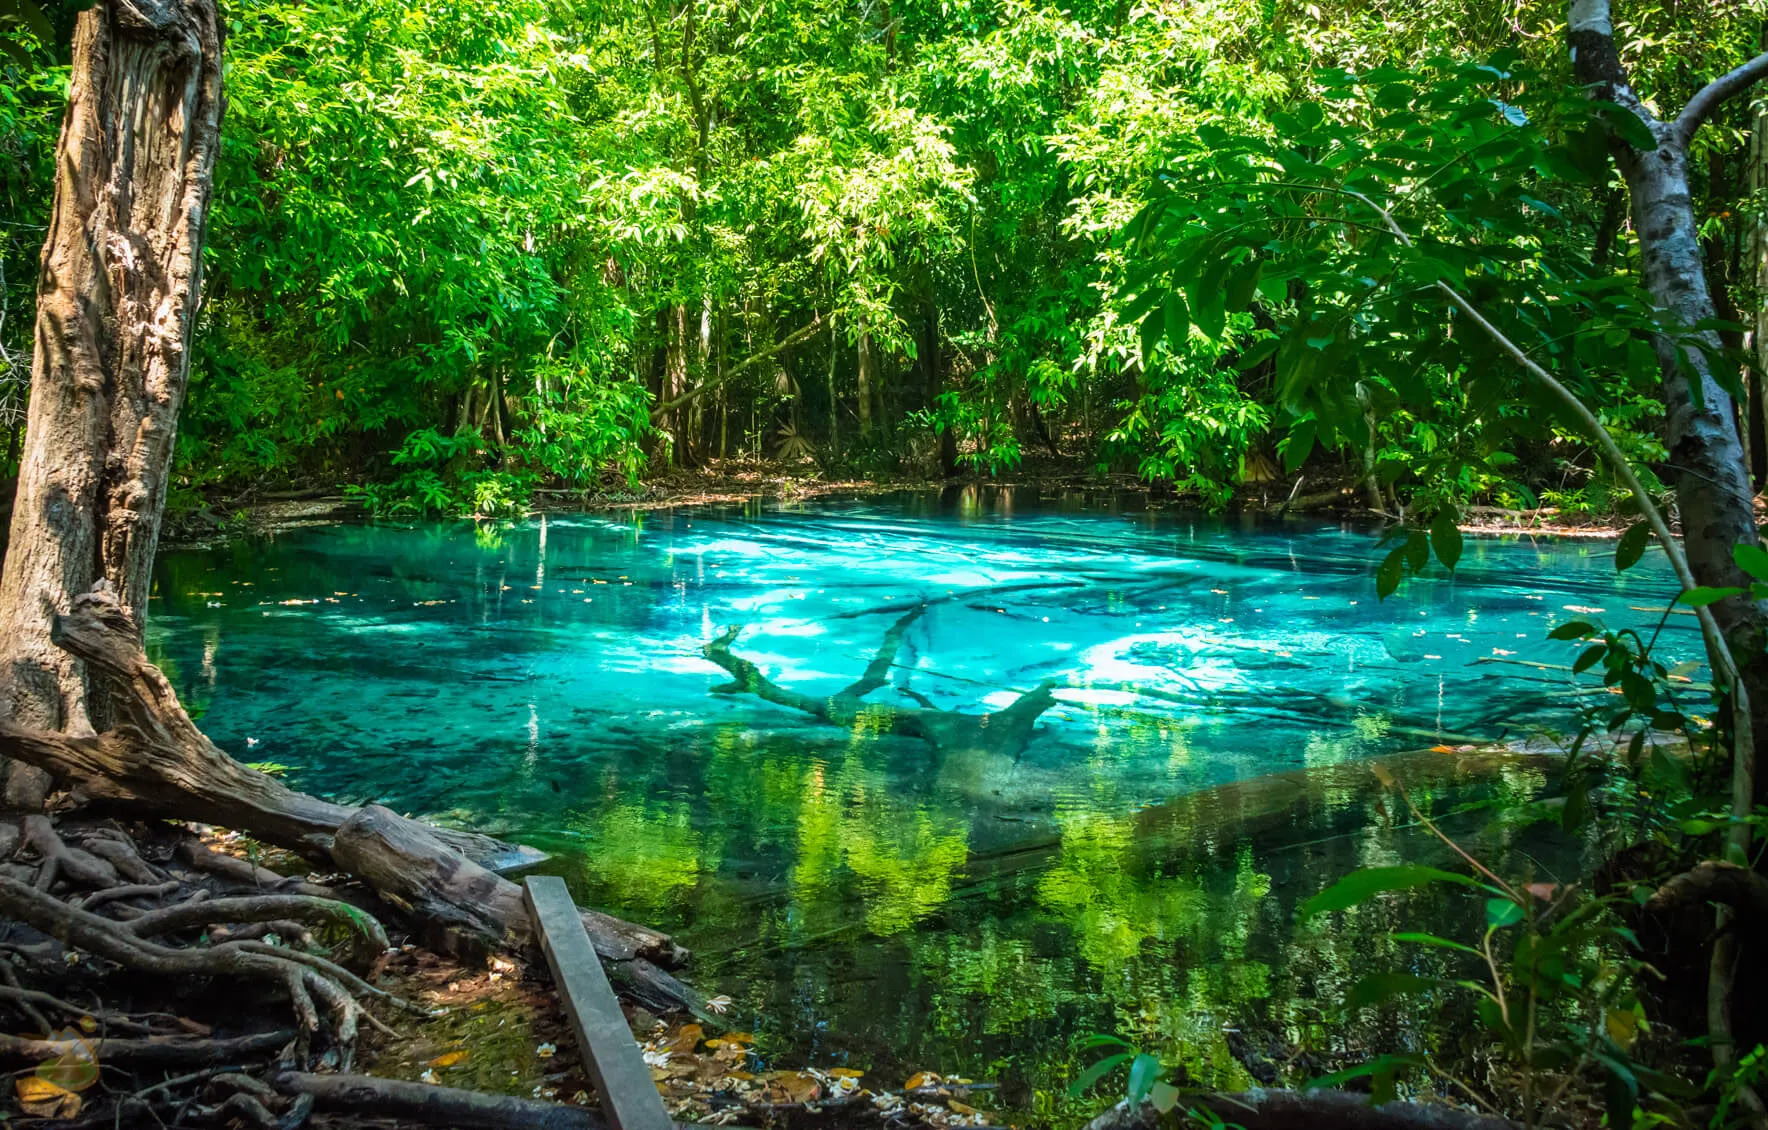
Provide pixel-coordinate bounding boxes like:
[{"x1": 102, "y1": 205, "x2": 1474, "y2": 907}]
[
  {"x1": 703, "y1": 605, "x2": 1057, "y2": 760},
  {"x1": 0, "y1": 586, "x2": 694, "y2": 1011}
]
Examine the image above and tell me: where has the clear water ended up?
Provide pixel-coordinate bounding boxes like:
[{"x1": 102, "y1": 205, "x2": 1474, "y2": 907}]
[{"x1": 146, "y1": 488, "x2": 1694, "y2": 1111}]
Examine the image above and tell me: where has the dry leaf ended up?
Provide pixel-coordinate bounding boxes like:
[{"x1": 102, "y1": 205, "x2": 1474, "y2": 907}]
[
  {"x1": 950, "y1": 1100, "x2": 978, "y2": 1115},
  {"x1": 429, "y1": 1050, "x2": 469, "y2": 1068},
  {"x1": 1525, "y1": 882, "x2": 1561, "y2": 903},
  {"x1": 667, "y1": 1024, "x2": 704, "y2": 1054},
  {"x1": 904, "y1": 1071, "x2": 941, "y2": 1091},
  {"x1": 764, "y1": 1070, "x2": 821, "y2": 1103},
  {"x1": 827, "y1": 1067, "x2": 864, "y2": 1079},
  {"x1": 18, "y1": 1085, "x2": 80, "y2": 1119}
]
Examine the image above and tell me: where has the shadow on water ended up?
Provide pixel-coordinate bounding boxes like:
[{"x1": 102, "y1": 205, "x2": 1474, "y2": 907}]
[{"x1": 148, "y1": 489, "x2": 1679, "y2": 1116}]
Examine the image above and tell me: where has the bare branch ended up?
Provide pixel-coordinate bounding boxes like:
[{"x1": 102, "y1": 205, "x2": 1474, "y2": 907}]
[{"x1": 1675, "y1": 51, "x2": 1768, "y2": 146}]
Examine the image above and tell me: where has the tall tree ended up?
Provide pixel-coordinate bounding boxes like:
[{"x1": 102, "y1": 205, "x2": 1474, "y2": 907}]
[
  {"x1": 1569, "y1": 0, "x2": 1768, "y2": 788},
  {"x1": 0, "y1": 0, "x2": 223, "y2": 807}
]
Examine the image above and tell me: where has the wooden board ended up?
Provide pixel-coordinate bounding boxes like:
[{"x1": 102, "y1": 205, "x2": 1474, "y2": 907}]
[{"x1": 523, "y1": 876, "x2": 673, "y2": 1130}]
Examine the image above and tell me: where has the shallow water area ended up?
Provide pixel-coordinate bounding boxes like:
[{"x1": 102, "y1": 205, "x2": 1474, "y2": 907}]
[{"x1": 147, "y1": 488, "x2": 1695, "y2": 1113}]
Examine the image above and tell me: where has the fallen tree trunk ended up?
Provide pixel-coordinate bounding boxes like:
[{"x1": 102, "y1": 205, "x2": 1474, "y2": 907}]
[{"x1": 0, "y1": 586, "x2": 694, "y2": 1010}]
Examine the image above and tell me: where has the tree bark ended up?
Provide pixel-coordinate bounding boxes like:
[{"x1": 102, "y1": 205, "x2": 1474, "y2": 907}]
[
  {"x1": 0, "y1": 0, "x2": 223, "y2": 808},
  {"x1": 1570, "y1": 0, "x2": 1768, "y2": 799},
  {"x1": 857, "y1": 330, "x2": 876, "y2": 436}
]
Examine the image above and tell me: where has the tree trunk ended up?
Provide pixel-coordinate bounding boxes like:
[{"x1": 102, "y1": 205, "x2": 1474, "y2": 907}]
[
  {"x1": 664, "y1": 303, "x2": 691, "y2": 466},
  {"x1": 1571, "y1": 1, "x2": 1768, "y2": 798},
  {"x1": 0, "y1": 0, "x2": 224, "y2": 808},
  {"x1": 856, "y1": 330, "x2": 876, "y2": 437}
]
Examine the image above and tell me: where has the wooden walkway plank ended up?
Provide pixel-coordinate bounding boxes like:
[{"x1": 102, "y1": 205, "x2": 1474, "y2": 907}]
[{"x1": 523, "y1": 876, "x2": 674, "y2": 1130}]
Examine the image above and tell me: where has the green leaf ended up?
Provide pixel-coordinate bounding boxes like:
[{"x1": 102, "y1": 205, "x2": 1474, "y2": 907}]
[
  {"x1": 1391, "y1": 931, "x2": 1480, "y2": 955},
  {"x1": 1125, "y1": 1053, "x2": 1161, "y2": 1106},
  {"x1": 1548, "y1": 620, "x2": 1595, "y2": 640},
  {"x1": 1376, "y1": 544, "x2": 1406, "y2": 601},
  {"x1": 1300, "y1": 865, "x2": 1489, "y2": 920},
  {"x1": 1282, "y1": 417, "x2": 1317, "y2": 474},
  {"x1": 1734, "y1": 543, "x2": 1768, "y2": 582},
  {"x1": 1614, "y1": 522, "x2": 1650, "y2": 571},
  {"x1": 1225, "y1": 260, "x2": 1263, "y2": 312},
  {"x1": 1485, "y1": 898, "x2": 1524, "y2": 929},
  {"x1": 1303, "y1": 1054, "x2": 1425, "y2": 1092},
  {"x1": 1162, "y1": 291, "x2": 1191, "y2": 347},
  {"x1": 1138, "y1": 304, "x2": 1164, "y2": 361},
  {"x1": 1678, "y1": 586, "x2": 1743, "y2": 607},
  {"x1": 1573, "y1": 643, "x2": 1607, "y2": 674},
  {"x1": 1067, "y1": 1052, "x2": 1132, "y2": 1096},
  {"x1": 1430, "y1": 509, "x2": 1462, "y2": 572}
]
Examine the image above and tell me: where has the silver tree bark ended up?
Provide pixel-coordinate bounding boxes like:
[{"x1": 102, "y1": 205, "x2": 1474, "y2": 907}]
[{"x1": 0, "y1": 0, "x2": 224, "y2": 807}]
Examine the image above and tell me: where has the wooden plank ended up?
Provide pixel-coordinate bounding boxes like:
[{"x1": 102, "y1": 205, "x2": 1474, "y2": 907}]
[{"x1": 524, "y1": 876, "x2": 673, "y2": 1130}]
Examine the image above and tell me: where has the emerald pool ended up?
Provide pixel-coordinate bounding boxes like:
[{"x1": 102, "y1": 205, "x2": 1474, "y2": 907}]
[{"x1": 146, "y1": 489, "x2": 1694, "y2": 1112}]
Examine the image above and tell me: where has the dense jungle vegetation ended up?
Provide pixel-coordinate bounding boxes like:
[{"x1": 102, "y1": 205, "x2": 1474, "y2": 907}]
[
  {"x1": 1, "y1": 0, "x2": 1758, "y2": 517},
  {"x1": 9, "y1": 0, "x2": 1768, "y2": 1126}
]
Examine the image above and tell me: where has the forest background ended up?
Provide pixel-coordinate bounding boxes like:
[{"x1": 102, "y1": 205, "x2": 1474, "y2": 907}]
[{"x1": 5, "y1": 0, "x2": 1763, "y2": 520}]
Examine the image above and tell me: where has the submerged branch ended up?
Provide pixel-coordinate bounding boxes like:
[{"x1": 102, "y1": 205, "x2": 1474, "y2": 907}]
[{"x1": 703, "y1": 605, "x2": 1057, "y2": 760}]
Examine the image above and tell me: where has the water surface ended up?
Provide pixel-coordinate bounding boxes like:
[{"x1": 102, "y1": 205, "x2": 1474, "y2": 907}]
[{"x1": 148, "y1": 489, "x2": 1691, "y2": 1112}]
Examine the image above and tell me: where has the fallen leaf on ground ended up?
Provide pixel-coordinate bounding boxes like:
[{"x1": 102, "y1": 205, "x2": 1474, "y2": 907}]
[
  {"x1": 763, "y1": 1070, "x2": 821, "y2": 1103},
  {"x1": 667, "y1": 1024, "x2": 704, "y2": 1054},
  {"x1": 16, "y1": 1077, "x2": 80, "y2": 1120}
]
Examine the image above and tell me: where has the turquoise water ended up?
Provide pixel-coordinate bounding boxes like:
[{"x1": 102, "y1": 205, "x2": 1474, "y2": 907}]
[{"x1": 147, "y1": 489, "x2": 1691, "y2": 1105}]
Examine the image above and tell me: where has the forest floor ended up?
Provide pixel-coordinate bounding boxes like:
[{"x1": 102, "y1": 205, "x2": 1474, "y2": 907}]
[{"x1": 1, "y1": 817, "x2": 995, "y2": 1129}]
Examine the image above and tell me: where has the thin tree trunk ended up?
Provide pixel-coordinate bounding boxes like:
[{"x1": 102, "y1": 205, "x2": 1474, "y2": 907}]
[
  {"x1": 665, "y1": 304, "x2": 690, "y2": 466},
  {"x1": 1751, "y1": 22, "x2": 1768, "y2": 490},
  {"x1": 0, "y1": 0, "x2": 224, "y2": 808},
  {"x1": 857, "y1": 330, "x2": 876, "y2": 437},
  {"x1": 825, "y1": 318, "x2": 839, "y2": 449}
]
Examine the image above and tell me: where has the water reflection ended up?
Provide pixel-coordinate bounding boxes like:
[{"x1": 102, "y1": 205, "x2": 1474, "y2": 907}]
[{"x1": 148, "y1": 492, "x2": 1657, "y2": 1112}]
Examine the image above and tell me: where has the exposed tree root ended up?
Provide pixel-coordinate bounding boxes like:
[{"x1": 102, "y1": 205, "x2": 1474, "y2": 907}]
[
  {"x1": 703, "y1": 605, "x2": 1058, "y2": 760},
  {"x1": 278, "y1": 1071, "x2": 613, "y2": 1130},
  {"x1": 0, "y1": 875, "x2": 379, "y2": 1065},
  {"x1": 0, "y1": 1028, "x2": 295, "y2": 1066}
]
